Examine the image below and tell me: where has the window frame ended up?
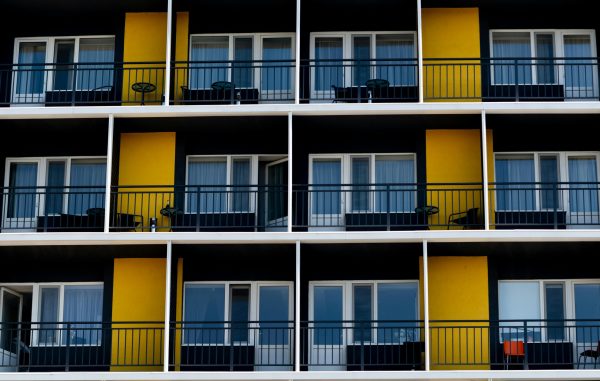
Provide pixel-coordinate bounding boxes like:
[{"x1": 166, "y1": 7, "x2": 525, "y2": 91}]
[
  {"x1": 184, "y1": 154, "x2": 259, "y2": 214},
  {"x1": 187, "y1": 33, "x2": 296, "y2": 94},
  {"x1": 308, "y1": 153, "x2": 417, "y2": 216},
  {"x1": 12, "y1": 35, "x2": 116, "y2": 99},
  {"x1": 30, "y1": 282, "x2": 104, "y2": 347},
  {"x1": 308, "y1": 280, "x2": 420, "y2": 345},
  {"x1": 489, "y1": 29, "x2": 597, "y2": 86},
  {"x1": 493, "y1": 151, "x2": 600, "y2": 213},
  {"x1": 182, "y1": 281, "x2": 294, "y2": 346}
]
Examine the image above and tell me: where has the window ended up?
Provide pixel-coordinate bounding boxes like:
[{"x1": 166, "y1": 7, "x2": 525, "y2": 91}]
[
  {"x1": 312, "y1": 32, "x2": 417, "y2": 92},
  {"x1": 186, "y1": 156, "x2": 256, "y2": 213},
  {"x1": 183, "y1": 282, "x2": 292, "y2": 345},
  {"x1": 494, "y1": 152, "x2": 599, "y2": 214},
  {"x1": 490, "y1": 30, "x2": 596, "y2": 98},
  {"x1": 3, "y1": 157, "x2": 106, "y2": 227},
  {"x1": 310, "y1": 154, "x2": 416, "y2": 216},
  {"x1": 499, "y1": 280, "x2": 600, "y2": 343},
  {"x1": 311, "y1": 281, "x2": 419, "y2": 345},
  {"x1": 189, "y1": 34, "x2": 294, "y2": 93},
  {"x1": 13, "y1": 36, "x2": 115, "y2": 101},
  {"x1": 34, "y1": 283, "x2": 103, "y2": 346}
]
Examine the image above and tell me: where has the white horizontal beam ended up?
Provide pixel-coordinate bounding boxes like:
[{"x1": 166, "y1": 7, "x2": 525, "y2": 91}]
[
  {"x1": 2, "y1": 370, "x2": 600, "y2": 381},
  {"x1": 3, "y1": 101, "x2": 600, "y2": 120},
  {"x1": 5, "y1": 229, "x2": 600, "y2": 246}
]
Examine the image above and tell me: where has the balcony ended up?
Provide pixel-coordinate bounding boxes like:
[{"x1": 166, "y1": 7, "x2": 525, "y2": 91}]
[
  {"x1": 0, "y1": 62, "x2": 166, "y2": 106},
  {"x1": 423, "y1": 57, "x2": 600, "y2": 102},
  {"x1": 0, "y1": 321, "x2": 164, "y2": 372},
  {"x1": 300, "y1": 59, "x2": 419, "y2": 103},
  {"x1": 172, "y1": 60, "x2": 296, "y2": 105}
]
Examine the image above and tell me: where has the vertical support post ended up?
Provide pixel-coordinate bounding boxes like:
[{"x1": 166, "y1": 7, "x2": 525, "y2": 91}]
[
  {"x1": 295, "y1": 0, "x2": 301, "y2": 104},
  {"x1": 294, "y1": 240, "x2": 301, "y2": 371},
  {"x1": 163, "y1": 241, "x2": 173, "y2": 372},
  {"x1": 417, "y1": 0, "x2": 424, "y2": 103},
  {"x1": 164, "y1": 0, "x2": 173, "y2": 106},
  {"x1": 423, "y1": 240, "x2": 430, "y2": 371},
  {"x1": 288, "y1": 112, "x2": 294, "y2": 232},
  {"x1": 481, "y1": 110, "x2": 490, "y2": 230},
  {"x1": 104, "y1": 115, "x2": 114, "y2": 233}
]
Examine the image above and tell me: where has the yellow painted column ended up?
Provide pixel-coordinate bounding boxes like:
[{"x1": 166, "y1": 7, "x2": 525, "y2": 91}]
[
  {"x1": 422, "y1": 8, "x2": 481, "y2": 101},
  {"x1": 122, "y1": 13, "x2": 167, "y2": 105},
  {"x1": 428, "y1": 256, "x2": 489, "y2": 370},
  {"x1": 173, "y1": 12, "x2": 190, "y2": 104},
  {"x1": 111, "y1": 258, "x2": 166, "y2": 370},
  {"x1": 426, "y1": 129, "x2": 492, "y2": 229},
  {"x1": 117, "y1": 132, "x2": 176, "y2": 231}
]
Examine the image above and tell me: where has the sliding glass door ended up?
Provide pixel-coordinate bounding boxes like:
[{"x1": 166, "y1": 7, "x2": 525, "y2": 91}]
[
  {"x1": 3, "y1": 160, "x2": 41, "y2": 231},
  {"x1": 13, "y1": 41, "x2": 48, "y2": 104},
  {"x1": 310, "y1": 158, "x2": 343, "y2": 228}
]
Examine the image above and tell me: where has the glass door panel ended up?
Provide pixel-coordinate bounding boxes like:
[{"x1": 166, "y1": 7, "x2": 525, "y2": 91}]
[
  {"x1": 563, "y1": 35, "x2": 595, "y2": 99},
  {"x1": 574, "y1": 283, "x2": 600, "y2": 368},
  {"x1": 14, "y1": 41, "x2": 47, "y2": 103},
  {"x1": 256, "y1": 285, "x2": 291, "y2": 370},
  {"x1": 535, "y1": 34, "x2": 556, "y2": 84},
  {"x1": 311, "y1": 159, "x2": 342, "y2": 228},
  {"x1": 314, "y1": 37, "x2": 343, "y2": 94},
  {"x1": 4, "y1": 161, "x2": 40, "y2": 231},
  {"x1": 492, "y1": 32, "x2": 532, "y2": 85},
  {"x1": 311, "y1": 285, "x2": 344, "y2": 370},
  {"x1": 352, "y1": 36, "x2": 371, "y2": 87},
  {"x1": 262, "y1": 38, "x2": 292, "y2": 96},
  {"x1": 53, "y1": 40, "x2": 75, "y2": 91},
  {"x1": 266, "y1": 160, "x2": 288, "y2": 230},
  {"x1": 0, "y1": 288, "x2": 23, "y2": 372},
  {"x1": 190, "y1": 36, "x2": 229, "y2": 89},
  {"x1": 233, "y1": 37, "x2": 253, "y2": 89},
  {"x1": 567, "y1": 156, "x2": 598, "y2": 225}
]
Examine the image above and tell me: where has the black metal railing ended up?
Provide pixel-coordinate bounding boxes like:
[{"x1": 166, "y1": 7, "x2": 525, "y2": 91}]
[
  {"x1": 172, "y1": 60, "x2": 295, "y2": 104},
  {"x1": 0, "y1": 321, "x2": 164, "y2": 371},
  {"x1": 490, "y1": 182, "x2": 600, "y2": 229},
  {"x1": 300, "y1": 59, "x2": 419, "y2": 103},
  {"x1": 423, "y1": 57, "x2": 600, "y2": 101},
  {"x1": 430, "y1": 319, "x2": 600, "y2": 369},
  {"x1": 110, "y1": 185, "x2": 287, "y2": 232},
  {"x1": 0, "y1": 186, "x2": 107, "y2": 232},
  {"x1": 292, "y1": 183, "x2": 483, "y2": 230},
  {"x1": 300, "y1": 320, "x2": 424, "y2": 370},
  {"x1": 0, "y1": 62, "x2": 166, "y2": 106},
  {"x1": 169, "y1": 321, "x2": 294, "y2": 371}
]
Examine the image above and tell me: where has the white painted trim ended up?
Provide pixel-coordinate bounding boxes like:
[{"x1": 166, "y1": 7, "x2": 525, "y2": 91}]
[
  {"x1": 164, "y1": 0, "x2": 173, "y2": 106},
  {"x1": 163, "y1": 241, "x2": 172, "y2": 372},
  {"x1": 294, "y1": 240, "x2": 301, "y2": 372},
  {"x1": 104, "y1": 115, "x2": 114, "y2": 233},
  {"x1": 295, "y1": 0, "x2": 301, "y2": 104},
  {"x1": 416, "y1": 0, "x2": 423, "y2": 103},
  {"x1": 288, "y1": 112, "x2": 294, "y2": 233},
  {"x1": 481, "y1": 111, "x2": 490, "y2": 230},
  {"x1": 422, "y1": 240, "x2": 430, "y2": 371}
]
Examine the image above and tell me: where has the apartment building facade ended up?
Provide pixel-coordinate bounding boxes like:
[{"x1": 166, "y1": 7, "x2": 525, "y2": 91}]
[{"x1": 1, "y1": 1, "x2": 600, "y2": 380}]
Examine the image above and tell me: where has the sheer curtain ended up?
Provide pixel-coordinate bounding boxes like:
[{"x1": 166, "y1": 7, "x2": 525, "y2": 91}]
[
  {"x1": 498, "y1": 281, "x2": 541, "y2": 341},
  {"x1": 315, "y1": 38, "x2": 343, "y2": 91},
  {"x1": 38, "y1": 287, "x2": 60, "y2": 345},
  {"x1": 262, "y1": 38, "x2": 292, "y2": 93},
  {"x1": 8, "y1": 162, "x2": 38, "y2": 219},
  {"x1": 376, "y1": 35, "x2": 416, "y2": 86},
  {"x1": 188, "y1": 159, "x2": 227, "y2": 213},
  {"x1": 564, "y1": 35, "x2": 594, "y2": 98},
  {"x1": 184, "y1": 285, "x2": 225, "y2": 344},
  {"x1": 231, "y1": 159, "x2": 251, "y2": 212},
  {"x1": 16, "y1": 42, "x2": 46, "y2": 95},
  {"x1": 535, "y1": 34, "x2": 556, "y2": 84},
  {"x1": 492, "y1": 32, "x2": 532, "y2": 85},
  {"x1": 495, "y1": 157, "x2": 535, "y2": 211},
  {"x1": 568, "y1": 157, "x2": 598, "y2": 213},
  {"x1": 68, "y1": 161, "x2": 106, "y2": 215},
  {"x1": 63, "y1": 285, "x2": 103, "y2": 345},
  {"x1": 77, "y1": 38, "x2": 115, "y2": 90},
  {"x1": 312, "y1": 160, "x2": 341, "y2": 215},
  {"x1": 190, "y1": 37, "x2": 229, "y2": 89},
  {"x1": 45, "y1": 161, "x2": 66, "y2": 215},
  {"x1": 375, "y1": 157, "x2": 415, "y2": 213}
]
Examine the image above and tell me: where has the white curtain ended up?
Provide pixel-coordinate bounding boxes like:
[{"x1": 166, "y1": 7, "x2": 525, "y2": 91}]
[
  {"x1": 16, "y1": 42, "x2": 46, "y2": 95},
  {"x1": 77, "y1": 38, "x2": 115, "y2": 90},
  {"x1": 63, "y1": 285, "x2": 103, "y2": 345},
  {"x1": 498, "y1": 281, "x2": 541, "y2": 342},
  {"x1": 376, "y1": 35, "x2": 416, "y2": 86},
  {"x1": 67, "y1": 161, "x2": 106, "y2": 215},
  {"x1": 495, "y1": 157, "x2": 535, "y2": 211},
  {"x1": 375, "y1": 157, "x2": 415, "y2": 213},
  {"x1": 315, "y1": 38, "x2": 343, "y2": 91},
  {"x1": 8, "y1": 163, "x2": 38, "y2": 219},
  {"x1": 188, "y1": 159, "x2": 227, "y2": 213},
  {"x1": 568, "y1": 157, "x2": 598, "y2": 213},
  {"x1": 184, "y1": 285, "x2": 225, "y2": 344},
  {"x1": 492, "y1": 32, "x2": 532, "y2": 85},
  {"x1": 564, "y1": 35, "x2": 594, "y2": 98},
  {"x1": 312, "y1": 160, "x2": 341, "y2": 215},
  {"x1": 190, "y1": 36, "x2": 229, "y2": 89},
  {"x1": 262, "y1": 38, "x2": 292, "y2": 92}
]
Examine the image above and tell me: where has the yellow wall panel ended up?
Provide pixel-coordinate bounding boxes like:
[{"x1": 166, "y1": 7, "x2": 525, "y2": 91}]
[
  {"x1": 426, "y1": 130, "x2": 490, "y2": 229},
  {"x1": 117, "y1": 132, "x2": 176, "y2": 230},
  {"x1": 122, "y1": 12, "x2": 167, "y2": 105},
  {"x1": 174, "y1": 12, "x2": 190, "y2": 104},
  {"x1": 422, "y1": 8, "x2": 481, "y2": 101},
  {"x1": 428, "y1": 256, "x2": 489, "y2": 370},
  {"x1": 111, "y1": 258, "x2": 166, "y2": 370}
]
